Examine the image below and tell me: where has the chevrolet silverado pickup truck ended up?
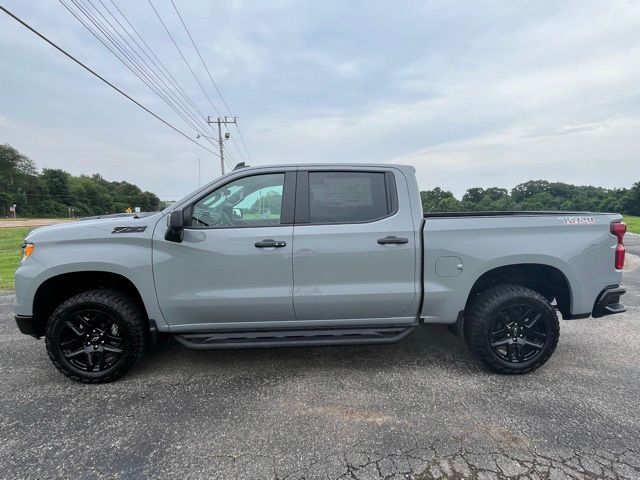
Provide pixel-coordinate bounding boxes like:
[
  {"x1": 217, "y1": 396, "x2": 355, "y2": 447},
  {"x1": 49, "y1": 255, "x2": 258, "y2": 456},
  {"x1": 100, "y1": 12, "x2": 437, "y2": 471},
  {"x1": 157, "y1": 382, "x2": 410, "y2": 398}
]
[{"x1": 14, "y1": 164, "x2": 628, "y2": 383}]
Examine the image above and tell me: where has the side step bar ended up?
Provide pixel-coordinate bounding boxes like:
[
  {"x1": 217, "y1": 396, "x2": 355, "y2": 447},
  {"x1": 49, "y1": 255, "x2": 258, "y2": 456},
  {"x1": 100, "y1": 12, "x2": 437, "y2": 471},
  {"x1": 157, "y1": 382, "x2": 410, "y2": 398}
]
[{"x1": 173, "y1": 325, "x2": 416, "y2": 350}]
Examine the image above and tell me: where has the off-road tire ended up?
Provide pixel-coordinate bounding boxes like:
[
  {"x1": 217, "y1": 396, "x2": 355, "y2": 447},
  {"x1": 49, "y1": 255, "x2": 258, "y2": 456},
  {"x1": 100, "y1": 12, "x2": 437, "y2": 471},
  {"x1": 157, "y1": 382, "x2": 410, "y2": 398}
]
[
  {"x1": 464, "y1": 284, "x2": 560, "y2": 374},
  {"x1": 45, "y1": 289, "x2": 148, "y2": 383}
]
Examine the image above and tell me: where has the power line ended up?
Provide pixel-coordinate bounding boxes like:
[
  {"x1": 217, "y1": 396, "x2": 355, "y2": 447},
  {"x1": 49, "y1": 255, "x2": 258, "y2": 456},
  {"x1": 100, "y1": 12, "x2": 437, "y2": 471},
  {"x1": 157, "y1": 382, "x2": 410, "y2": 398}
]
[
  {"x1": 168, "y1": 0, "x2": 253, "y2": 164},
  {"x1": 61, "y1": 0, "x2": 218, "y2": 148},
  {"x1": 147, "y1": 0, "x2": 222, "y2": 117},
  {"x1": 169, "y1": 0, "x2": 231, "y2": 115},
  {"x1": 94, "y1": 0, "x2": 219, "y2": 142},
  {"x1": 81, "y1": 0, "x2": 207, "y2": 131},
  {"x1": 108, "y1": 0, "x2": 218, "y2": 139},
  {"x1": 0, "y1": 4, "x2": 217, "y2": 155}
]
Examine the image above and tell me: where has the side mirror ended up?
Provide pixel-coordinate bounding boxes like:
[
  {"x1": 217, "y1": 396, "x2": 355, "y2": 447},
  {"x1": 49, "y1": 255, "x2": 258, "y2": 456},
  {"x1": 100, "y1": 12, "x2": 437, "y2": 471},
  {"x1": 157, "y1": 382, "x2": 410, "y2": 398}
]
[
  {"x1": 168, "y1": 209, "x2": 184, "y2": 228},
  {"x1": 165, "y1": 210, "x2": 184, "y2": 242}
]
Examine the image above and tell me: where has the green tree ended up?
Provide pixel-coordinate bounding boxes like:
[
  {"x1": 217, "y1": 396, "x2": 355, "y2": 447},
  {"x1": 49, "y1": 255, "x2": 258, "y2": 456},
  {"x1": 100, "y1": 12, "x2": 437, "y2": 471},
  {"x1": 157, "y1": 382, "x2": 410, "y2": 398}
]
[
  {"x1": 421, "y1": 187, "x2": 458, "y2": 212},
  {"x1": 0, "y1": 144, "x2": 161, "y2": 218},
  {"x1": 420, "y1": 179, "x2": 639, "y2": 215},
  {"x1": 511, "y1": 180, "x2": 551, "y2": 202},
  {"x1": 0, "y1": 144, "x2": 39, "y2": 216},
  {"x1": 623, "y1": 182, "x2": 640, "y2": 215}
]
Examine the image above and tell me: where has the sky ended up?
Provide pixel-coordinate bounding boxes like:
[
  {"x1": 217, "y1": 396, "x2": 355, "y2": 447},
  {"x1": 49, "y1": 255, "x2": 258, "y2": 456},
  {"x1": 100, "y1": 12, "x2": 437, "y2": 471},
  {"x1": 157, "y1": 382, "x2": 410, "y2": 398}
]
[{"x1": 1, "y1": 0, "x2": 639, "y2": 200}]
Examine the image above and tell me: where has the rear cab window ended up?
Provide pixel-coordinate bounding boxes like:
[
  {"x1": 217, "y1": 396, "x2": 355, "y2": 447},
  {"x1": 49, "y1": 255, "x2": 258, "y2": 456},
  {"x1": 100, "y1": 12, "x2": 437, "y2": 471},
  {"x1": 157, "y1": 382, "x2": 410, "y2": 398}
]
[{"x1": 300, "y1": 170, "x2": 397, "y2": 224}]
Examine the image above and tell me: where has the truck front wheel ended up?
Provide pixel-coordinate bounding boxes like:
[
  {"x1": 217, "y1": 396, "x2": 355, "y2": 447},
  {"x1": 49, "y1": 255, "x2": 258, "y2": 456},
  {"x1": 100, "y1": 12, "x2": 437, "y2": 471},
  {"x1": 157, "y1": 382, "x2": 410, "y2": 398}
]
[
  {"x1": 45, "y1": 289, "x2": 148, "y2": 383},
  {"x1": 464, "y1": 284, "x2": 560, "y2": 374}
]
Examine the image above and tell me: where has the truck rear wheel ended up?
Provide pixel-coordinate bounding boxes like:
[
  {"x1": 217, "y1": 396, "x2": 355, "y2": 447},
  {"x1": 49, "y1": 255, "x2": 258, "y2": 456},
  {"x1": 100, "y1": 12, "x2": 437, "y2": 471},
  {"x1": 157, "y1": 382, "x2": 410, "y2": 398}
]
[
  {"x1": 464, "y1": 284, "x2": 559, "y2": 374},
  {"x1": 45, "y1": 289, "x2": 148, "y2": 383}
]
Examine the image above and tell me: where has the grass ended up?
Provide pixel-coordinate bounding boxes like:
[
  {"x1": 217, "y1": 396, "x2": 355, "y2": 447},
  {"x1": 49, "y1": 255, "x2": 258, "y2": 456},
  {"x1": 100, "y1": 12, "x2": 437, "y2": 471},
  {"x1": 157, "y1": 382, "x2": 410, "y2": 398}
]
[
  {"x1": 0, "y1": 227, "x2": 31, "y2": 290},
  {"x1": 623, "y1": 215, "x2": 640, "y2": 234}
]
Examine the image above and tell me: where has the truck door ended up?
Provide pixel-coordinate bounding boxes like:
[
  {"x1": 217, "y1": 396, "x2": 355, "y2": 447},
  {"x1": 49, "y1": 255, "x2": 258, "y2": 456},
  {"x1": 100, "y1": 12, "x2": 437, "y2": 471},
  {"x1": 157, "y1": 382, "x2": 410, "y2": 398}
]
[
  {"x1": 292, "y1": 168, "x2": 418, "y2": 325},
  {"x1": 153, "y1": 170, "x2": 296, "y2": 330}
]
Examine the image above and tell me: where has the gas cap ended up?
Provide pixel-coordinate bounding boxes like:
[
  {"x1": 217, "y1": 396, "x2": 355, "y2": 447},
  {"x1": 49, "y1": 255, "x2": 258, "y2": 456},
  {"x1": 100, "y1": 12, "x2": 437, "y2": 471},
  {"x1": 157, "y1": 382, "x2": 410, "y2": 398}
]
[{"x1": 435, "y1": 256, "x2": 463, "y2": 277}]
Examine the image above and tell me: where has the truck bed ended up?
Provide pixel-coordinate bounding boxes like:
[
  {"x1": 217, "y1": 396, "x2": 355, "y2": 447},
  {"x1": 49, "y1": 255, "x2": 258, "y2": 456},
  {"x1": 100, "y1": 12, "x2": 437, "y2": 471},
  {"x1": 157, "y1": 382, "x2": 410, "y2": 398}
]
[{"x1": 420, "y1": 211, "x2": 622, "y2": 323}]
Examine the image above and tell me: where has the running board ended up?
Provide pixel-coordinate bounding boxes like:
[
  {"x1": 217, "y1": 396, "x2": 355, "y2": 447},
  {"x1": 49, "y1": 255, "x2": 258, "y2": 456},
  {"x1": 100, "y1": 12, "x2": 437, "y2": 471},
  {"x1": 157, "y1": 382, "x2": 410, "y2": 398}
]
[{"x1": 173, "y1": 325, "x2": 416, "y2": 350}]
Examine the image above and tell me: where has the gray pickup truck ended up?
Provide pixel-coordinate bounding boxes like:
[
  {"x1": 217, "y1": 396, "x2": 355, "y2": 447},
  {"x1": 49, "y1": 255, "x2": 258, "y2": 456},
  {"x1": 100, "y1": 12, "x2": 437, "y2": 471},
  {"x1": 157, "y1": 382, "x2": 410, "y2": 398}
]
[{"x1": 14, "y1": 164, "x2": 628, "y2": 383}]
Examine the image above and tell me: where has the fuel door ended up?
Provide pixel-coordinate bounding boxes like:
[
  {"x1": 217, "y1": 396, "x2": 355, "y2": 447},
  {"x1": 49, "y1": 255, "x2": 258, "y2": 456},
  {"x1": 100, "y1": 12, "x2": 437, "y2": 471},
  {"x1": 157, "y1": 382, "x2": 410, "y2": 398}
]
[{"x1": 435, "y1": 256, "x2": 463, "y2": 277}]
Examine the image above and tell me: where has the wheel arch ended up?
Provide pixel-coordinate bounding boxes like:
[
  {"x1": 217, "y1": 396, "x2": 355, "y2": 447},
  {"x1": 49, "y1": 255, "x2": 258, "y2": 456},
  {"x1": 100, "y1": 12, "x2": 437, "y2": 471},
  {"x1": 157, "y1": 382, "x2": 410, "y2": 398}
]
[
  {"x1": 31, "y1": 271, "x2": 149, "y2": 338},
  {"x1": 465, "y1": 263, "x2": 573, "y2": 319}
]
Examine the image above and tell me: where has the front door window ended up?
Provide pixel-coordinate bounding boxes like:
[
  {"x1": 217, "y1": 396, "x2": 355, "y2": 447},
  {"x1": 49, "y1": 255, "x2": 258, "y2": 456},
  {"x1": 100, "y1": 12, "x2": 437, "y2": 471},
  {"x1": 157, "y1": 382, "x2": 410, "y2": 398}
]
[{"x1": 191, "y1": 173, "x2": 285, "y2": 228}]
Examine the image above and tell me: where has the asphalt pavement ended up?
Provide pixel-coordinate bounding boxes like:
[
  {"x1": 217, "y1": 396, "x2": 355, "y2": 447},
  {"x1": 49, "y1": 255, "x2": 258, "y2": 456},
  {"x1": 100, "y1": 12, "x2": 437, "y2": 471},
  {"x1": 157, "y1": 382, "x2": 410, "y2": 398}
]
[
  {"x1": 0, "y1": 257, "x2": 639, "y2": 479},
  {"x1": 626, "y1": 234, "x2": 640, "y2": 256}
]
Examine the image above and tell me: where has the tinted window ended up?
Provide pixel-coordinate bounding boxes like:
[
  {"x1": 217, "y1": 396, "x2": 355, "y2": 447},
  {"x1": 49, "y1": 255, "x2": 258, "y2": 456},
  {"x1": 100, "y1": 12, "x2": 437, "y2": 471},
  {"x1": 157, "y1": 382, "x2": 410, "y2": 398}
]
[
  {"x1": 308, "y1": 171, "x2": 389, "y2": 223},
  {"x1": 191, "y1": 173, "x2": 284, "y2": 228}
]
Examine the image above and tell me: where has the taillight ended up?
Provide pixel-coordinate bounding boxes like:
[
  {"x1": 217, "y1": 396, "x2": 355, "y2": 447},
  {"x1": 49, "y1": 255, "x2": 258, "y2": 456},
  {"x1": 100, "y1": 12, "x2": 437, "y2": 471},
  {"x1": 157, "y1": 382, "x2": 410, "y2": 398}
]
[{"x1": 610, "y1": 221, "x2": 626, "y2": 270}]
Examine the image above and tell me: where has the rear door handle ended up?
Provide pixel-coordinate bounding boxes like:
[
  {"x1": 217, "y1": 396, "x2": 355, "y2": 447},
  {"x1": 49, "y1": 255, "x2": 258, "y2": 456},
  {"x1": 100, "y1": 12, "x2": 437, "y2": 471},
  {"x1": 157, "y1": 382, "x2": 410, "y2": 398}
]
[
  {"x1": 377, "y1": 236, "x2": 409, "y2": 245},
  {"x1": 255, "y1": 239, "x2": 287, "y2": 248}
]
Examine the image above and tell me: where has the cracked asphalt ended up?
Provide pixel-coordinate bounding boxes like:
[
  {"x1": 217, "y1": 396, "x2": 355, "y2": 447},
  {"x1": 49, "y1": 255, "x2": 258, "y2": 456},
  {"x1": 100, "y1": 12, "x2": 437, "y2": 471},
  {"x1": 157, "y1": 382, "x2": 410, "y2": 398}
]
[{"x1": 0, "y1": 252, "x2": 639, "y2": 479}]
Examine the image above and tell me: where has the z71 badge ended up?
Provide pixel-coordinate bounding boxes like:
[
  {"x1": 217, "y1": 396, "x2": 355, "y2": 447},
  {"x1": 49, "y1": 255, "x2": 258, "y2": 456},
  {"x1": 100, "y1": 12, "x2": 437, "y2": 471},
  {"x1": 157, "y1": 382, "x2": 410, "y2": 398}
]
[
  {"x1": 561, "y1": 216, "x2": 596, "y2": 225},
  {"x1": 112, "y1": 226, "x2": 147, "y2": 234}
]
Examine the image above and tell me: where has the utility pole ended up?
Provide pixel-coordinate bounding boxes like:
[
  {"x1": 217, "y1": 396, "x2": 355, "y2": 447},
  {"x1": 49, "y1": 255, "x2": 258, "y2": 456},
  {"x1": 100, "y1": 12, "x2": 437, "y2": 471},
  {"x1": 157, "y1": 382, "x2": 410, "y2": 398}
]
[{"x1": 207, "y1": 116, "x2": 237, "y2": 175}]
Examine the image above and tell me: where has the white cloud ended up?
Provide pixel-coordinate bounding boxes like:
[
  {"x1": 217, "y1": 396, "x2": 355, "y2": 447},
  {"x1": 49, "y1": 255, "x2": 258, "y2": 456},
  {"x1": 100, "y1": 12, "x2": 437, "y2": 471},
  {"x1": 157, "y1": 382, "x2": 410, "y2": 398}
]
[
  {"x1": 395, "y1": 117, "x2": 640, "y2": 195},
  {"x1": 1, "y1": 0, "x2": 639, "y2": 201}
]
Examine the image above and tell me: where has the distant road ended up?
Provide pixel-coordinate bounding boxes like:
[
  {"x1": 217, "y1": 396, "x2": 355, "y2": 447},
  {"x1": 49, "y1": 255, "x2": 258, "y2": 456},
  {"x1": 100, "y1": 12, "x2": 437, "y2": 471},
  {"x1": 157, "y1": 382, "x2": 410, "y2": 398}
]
[{"x1": 0, "y1": 219, "x2": 71, "y2": 228}]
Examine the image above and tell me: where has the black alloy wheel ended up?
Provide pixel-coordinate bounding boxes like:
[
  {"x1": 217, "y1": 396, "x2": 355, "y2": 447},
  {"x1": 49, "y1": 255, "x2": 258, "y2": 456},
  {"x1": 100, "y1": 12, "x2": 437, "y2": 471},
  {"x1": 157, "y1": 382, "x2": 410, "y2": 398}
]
[
  {"x1": 464, "y1": 284, "x2": 560, "y2": 374},
  {"x1": 45, "y1": 289, "x2": 148, "y2": 383},
  {"x1": 488, "y1": 304, "x2": 548, "y2": 364},
  {"x1": 57, "y1": 308, "x2": 126, "y2": 373}
]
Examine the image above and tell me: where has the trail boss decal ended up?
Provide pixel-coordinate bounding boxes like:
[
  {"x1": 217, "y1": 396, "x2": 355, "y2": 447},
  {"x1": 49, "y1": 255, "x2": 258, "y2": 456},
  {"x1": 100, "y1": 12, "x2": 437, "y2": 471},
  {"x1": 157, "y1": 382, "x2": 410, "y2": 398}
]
[
  {"x1": 112, "y1": 226, "x2": 147, "y2": 234},
  {"x1": 560, "y1": 216, "x2": 596, "y2": 225}
]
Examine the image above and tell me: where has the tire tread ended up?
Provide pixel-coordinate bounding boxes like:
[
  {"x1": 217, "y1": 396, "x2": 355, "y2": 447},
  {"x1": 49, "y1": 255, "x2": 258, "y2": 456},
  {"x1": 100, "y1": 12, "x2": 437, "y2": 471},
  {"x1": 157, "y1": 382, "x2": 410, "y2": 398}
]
[
  {"x1": 45, "y1": 289, "x2": 148, "y2": 383},
  {"x1": 464, "y1": 284, "x2": 560, "y2": 375}
]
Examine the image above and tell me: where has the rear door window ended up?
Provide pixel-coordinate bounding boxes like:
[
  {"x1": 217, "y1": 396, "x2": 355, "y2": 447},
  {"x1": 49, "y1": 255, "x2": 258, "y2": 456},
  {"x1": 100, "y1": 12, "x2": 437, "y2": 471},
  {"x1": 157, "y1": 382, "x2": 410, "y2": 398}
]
[{"x1": 308, "y1": 171, "x2": 390, "y2": 223}]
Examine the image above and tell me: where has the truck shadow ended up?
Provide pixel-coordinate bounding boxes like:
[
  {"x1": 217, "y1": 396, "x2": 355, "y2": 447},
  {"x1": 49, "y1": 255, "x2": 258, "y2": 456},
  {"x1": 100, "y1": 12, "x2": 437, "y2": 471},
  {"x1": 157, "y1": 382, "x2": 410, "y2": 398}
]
[{"x1": 133, "y1": 324, "x2": 483, "y2": 378}]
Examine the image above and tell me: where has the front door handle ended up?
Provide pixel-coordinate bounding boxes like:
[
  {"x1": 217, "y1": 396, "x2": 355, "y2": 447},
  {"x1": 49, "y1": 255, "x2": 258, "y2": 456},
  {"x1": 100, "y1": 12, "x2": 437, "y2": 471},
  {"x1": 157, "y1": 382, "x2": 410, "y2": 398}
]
[
  {"x1": 255, "y1": 239, "x2": 287, "y2": 248},
  {"x1": 377, "y1": 236, "x2": 409, "y2": 245}
]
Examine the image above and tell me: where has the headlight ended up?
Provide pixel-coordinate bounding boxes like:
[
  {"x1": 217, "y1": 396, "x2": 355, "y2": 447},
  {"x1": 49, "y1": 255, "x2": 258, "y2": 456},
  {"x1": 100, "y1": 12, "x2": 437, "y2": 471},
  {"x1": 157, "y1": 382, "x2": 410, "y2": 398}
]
[{"x1": 22, "y1": 242, "x2": 34, "y2": 260}]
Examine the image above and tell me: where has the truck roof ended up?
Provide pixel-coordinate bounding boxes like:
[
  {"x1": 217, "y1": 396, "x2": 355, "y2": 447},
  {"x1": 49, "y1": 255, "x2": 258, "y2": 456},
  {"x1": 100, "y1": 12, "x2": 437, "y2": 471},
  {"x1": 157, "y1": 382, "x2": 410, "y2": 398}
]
[{"x1": 231, "y1": 163, "x2": 416, "y2": 173}]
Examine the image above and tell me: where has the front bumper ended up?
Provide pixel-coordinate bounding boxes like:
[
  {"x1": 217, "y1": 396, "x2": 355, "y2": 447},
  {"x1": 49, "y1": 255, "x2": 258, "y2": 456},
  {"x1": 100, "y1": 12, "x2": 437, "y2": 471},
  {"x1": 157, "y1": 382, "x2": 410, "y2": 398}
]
[
  {"x1": 15, "y1": 315, "x2": 41, "y2": 338},
  {"x1": 592, "y1": 286, "x2": 627, "y2": 318}
]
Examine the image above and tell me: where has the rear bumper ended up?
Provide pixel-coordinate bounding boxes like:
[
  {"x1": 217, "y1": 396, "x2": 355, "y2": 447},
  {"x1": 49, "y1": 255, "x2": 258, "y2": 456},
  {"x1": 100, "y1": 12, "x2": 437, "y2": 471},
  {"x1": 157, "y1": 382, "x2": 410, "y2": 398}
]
[
  {"x1": 592, "y1": 286, "x2": 626, "y2": 318},
  {"x1": 15, "y1": 315, "x2": 41, "y2": 338}
]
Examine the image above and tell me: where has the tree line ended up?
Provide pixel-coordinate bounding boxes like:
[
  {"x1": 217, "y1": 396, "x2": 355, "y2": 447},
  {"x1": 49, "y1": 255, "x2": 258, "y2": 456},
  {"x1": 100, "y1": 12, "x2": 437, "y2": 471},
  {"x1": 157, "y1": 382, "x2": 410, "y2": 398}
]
[
  {"x1": 1, "y1": 143, "x2": 162, "y2": 217},
  {"x1": 421, "y1": 180, "x2": 639, "y2": 215},
  {"x1": 1, "y1": 143, "x2": 638, "y2": 218}
]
